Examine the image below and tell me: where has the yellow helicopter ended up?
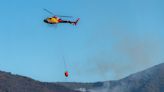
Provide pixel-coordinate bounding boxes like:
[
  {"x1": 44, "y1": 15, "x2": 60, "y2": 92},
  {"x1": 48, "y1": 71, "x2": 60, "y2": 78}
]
[{"x1": 43, "y1": 9, "x2": 80, "y2": 26}]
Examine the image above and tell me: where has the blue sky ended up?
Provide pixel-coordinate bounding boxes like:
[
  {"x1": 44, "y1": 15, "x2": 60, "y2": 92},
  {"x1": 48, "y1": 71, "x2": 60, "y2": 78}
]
[{"x1": 0, "y1": 0, "x2": 164, "y2": 82}]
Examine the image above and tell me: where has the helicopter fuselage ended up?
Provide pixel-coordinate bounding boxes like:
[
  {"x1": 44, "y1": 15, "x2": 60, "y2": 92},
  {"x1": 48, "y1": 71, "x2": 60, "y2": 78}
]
[{"x1": 44, "y1": 17, "x2": 62, "y2": 24}]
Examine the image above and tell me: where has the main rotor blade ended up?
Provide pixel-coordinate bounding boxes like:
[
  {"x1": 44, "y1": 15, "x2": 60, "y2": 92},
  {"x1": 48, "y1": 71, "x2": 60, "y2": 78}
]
[
  {"x1": 43, "y1": 8, "x2": 73, "y2": 18},
  {"x1": 56, "y1": 15, "x2": 73, "y2": 18},
  {"x1": 43, "y1": 8, "x2": 54, "y2": 15}
]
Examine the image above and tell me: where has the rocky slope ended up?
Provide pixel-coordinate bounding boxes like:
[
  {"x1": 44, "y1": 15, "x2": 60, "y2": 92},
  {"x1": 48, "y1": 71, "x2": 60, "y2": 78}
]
[{"x1": 0, "y1": 71, "x2": 79, "y2": 92}]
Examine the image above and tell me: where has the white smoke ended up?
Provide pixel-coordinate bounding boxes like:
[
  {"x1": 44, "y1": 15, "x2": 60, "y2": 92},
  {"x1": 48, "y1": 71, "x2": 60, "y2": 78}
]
[
  {"x1": 88, "y1": 81, "x2": 129, "y2": 92},
  {"x1": 88, "y1": 82, "x2": 110, "y2": 92}
]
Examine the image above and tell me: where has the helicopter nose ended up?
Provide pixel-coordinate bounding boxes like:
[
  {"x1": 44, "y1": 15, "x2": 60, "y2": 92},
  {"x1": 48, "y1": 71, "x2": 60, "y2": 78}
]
[{"x1": 44, "y1": 19, "x2": 48, "y2": 23}]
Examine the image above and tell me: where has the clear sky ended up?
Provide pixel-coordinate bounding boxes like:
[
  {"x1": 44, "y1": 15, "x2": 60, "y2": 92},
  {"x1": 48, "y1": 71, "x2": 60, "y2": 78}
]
[{"x1": 0, "y1": 0, "x2": 164, "y2": 82}]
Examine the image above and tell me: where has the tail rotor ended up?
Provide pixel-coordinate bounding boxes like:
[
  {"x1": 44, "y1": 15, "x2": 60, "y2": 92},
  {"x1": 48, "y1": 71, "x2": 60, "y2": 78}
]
[{"x1": 73, "y1": 18, "x2": 80, "y2": 26}]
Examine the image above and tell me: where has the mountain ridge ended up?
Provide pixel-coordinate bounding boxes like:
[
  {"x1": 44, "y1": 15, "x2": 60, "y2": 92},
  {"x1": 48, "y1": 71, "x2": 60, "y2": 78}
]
[
  {"x1": 0, "y1": 63, "x2": 163, "y2": 92},
  {"x1": 0, "y1": 70, "x2": 79, "y2": 92}
]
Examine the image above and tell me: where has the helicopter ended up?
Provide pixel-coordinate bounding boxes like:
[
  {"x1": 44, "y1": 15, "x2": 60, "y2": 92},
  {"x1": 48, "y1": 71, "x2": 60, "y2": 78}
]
[{"x1": 43, "y1": 9, "x2": 80, "y2": 26}]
